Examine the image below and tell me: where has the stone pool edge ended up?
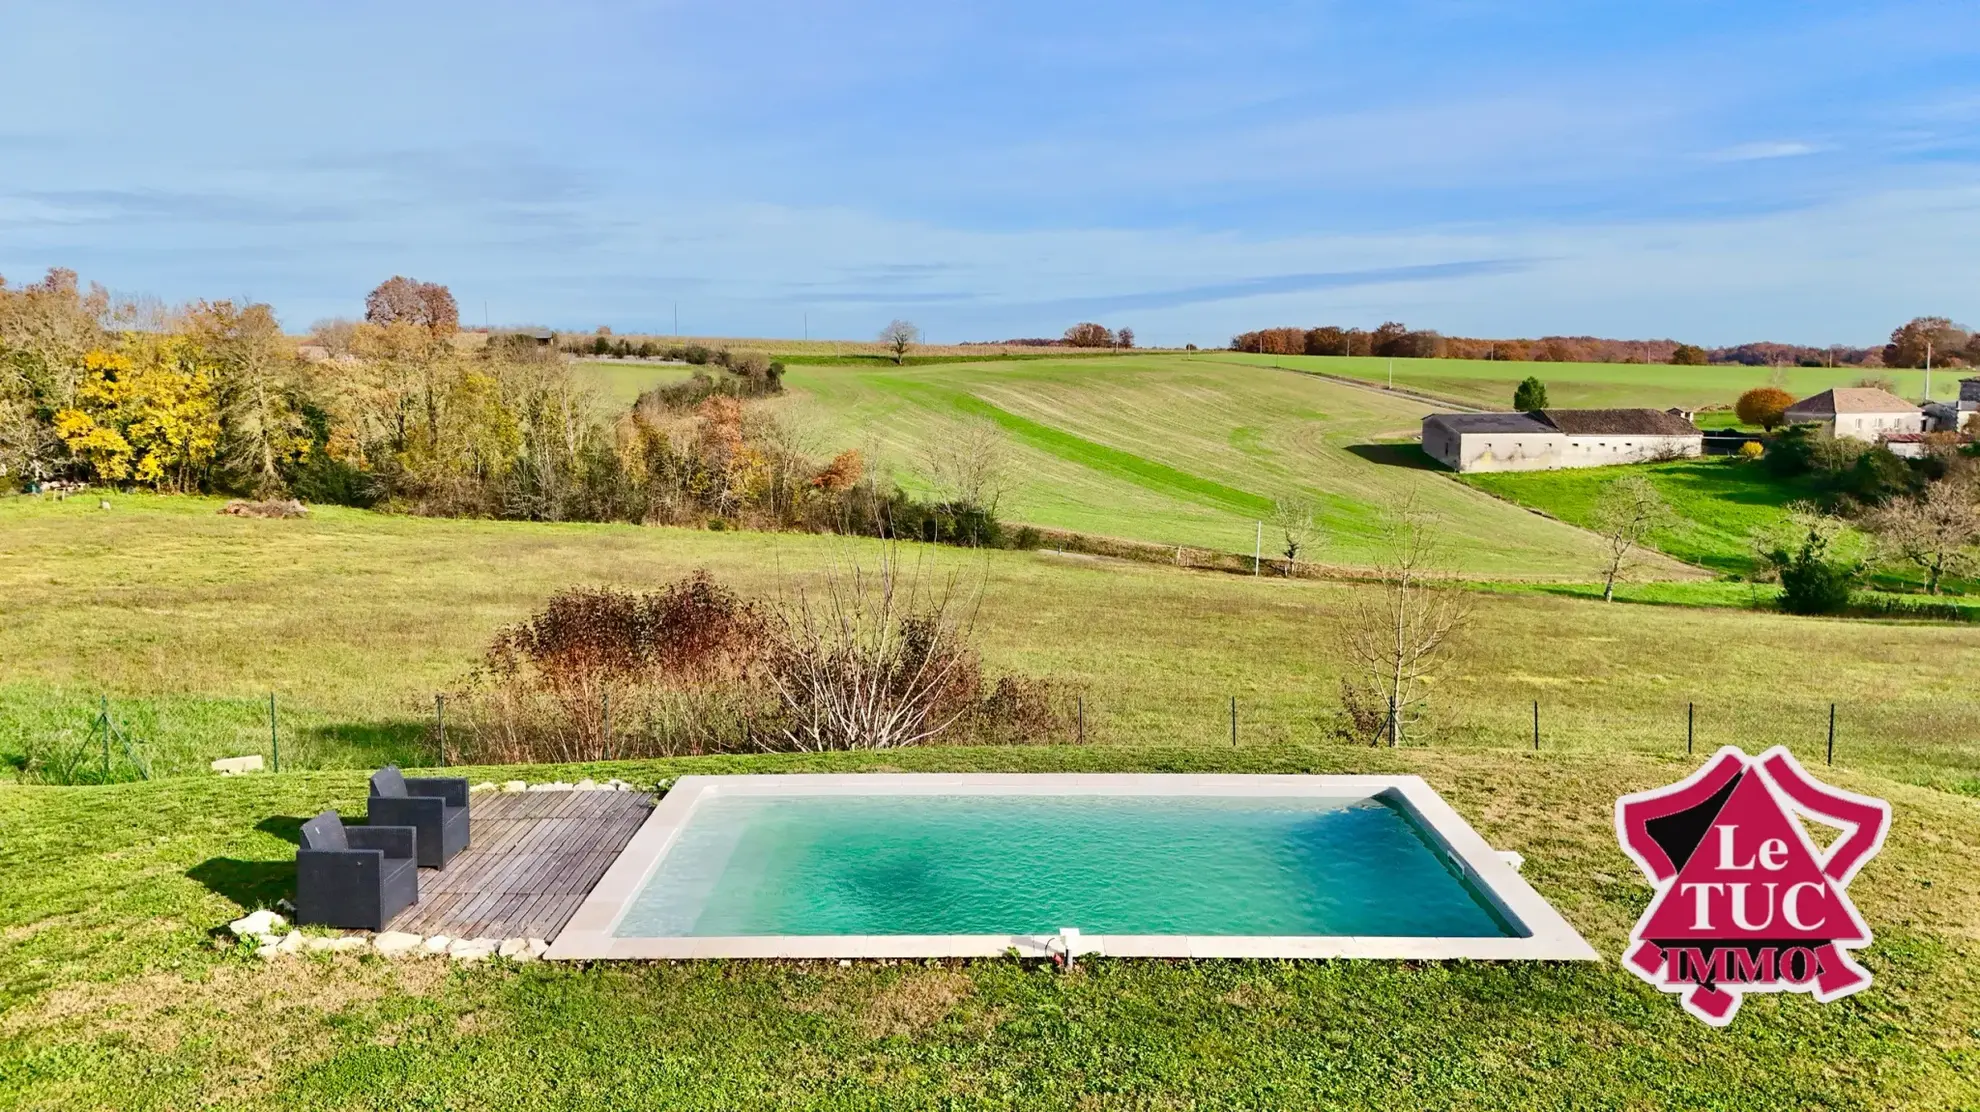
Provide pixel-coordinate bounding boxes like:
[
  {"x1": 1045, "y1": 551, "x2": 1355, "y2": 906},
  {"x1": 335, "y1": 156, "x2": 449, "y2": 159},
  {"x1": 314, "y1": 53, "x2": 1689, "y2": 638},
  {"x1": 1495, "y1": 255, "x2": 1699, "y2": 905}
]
[{"x1": 545, "y1": 773, "x2": 1601, "y2": 963}]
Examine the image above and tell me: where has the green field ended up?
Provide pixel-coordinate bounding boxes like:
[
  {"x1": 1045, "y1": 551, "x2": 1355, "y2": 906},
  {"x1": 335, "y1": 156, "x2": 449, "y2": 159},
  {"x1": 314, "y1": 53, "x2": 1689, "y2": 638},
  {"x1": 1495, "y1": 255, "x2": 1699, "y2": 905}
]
[
  {"x1": 574, "y1": 359, "x2": 698, "y2": 407},
  {"x1": 1215, "y1": 352, "x2": 1957, "y2": 412},
  {"x1": 3, "y1": 494, "x2": 1976, "y2": 792},
  {"x1": 1463, "y1": 457, "x2": 1822, "y2": 576},
  {"x1": 2, "y1": 743, "x2": 1975, "y2": 1110},
  {"x1": 760, "y1": 354, "x2": 1651, "y2": 576}
]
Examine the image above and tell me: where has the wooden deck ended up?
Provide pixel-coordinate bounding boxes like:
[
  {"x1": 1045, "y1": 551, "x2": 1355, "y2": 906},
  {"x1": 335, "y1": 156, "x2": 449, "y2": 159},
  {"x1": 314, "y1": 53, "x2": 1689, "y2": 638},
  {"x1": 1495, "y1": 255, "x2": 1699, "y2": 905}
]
[{"x1": 387, "y1": 790, "x2": 654, "y2": 941}]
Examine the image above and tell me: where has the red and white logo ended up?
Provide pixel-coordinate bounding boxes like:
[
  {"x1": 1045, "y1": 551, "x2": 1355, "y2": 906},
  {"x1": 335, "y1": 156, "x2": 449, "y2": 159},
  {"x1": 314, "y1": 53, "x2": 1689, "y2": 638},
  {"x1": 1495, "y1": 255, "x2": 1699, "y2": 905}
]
[{"x1": 1615, "y1": 745, "x2": 1890, "y2": 1026}]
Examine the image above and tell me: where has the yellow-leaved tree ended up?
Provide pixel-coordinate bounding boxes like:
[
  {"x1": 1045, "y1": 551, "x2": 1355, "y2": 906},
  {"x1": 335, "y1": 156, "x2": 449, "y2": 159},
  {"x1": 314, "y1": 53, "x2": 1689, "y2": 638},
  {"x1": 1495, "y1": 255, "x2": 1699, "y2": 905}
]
[{"x1": 53, "y1": 338, "x2": 220, "y2": 490}]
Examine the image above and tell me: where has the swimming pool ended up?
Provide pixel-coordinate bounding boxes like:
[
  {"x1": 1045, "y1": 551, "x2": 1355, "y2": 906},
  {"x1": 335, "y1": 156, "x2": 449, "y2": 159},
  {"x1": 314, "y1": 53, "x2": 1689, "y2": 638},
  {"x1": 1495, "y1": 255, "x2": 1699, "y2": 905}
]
[{"x1": 547, "y1": 774, "x2": 1596, "y2": 961}]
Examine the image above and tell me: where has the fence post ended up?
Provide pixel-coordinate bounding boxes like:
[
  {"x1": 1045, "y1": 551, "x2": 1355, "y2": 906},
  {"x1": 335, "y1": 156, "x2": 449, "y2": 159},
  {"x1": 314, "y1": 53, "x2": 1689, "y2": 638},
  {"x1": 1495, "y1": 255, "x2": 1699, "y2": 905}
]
[
  {"x1": 1532, "y1": 701, "x2": 1539, "y2": 751},
  {"x1": 1076, "y1": 696, "x2": 1084, "y2": 744},
  {"x1": 1230, "y1": 696, "x2": 1238, "y2": 747},
  {"x1": 435, "y1": 694, "x2": 446, "y2": 767},
  {"x1": 100, "y1": 695, "x2": 111, "y2": 780},
  {"x1": 1827, "y1": 703, "x2": 1836, "y2": 766},
  {"x1": 1386, "y1": 695, "x2": 1398, "y2": 748},
  {"x1": 269, "y1": 692, "x2": 280, "y2": 774},
  {"x1": 1686, "y1": 702, "x2": 1694, "y2": 756},
  {"x1": 603, "y1": 691, "x2": 612, "y2": 760}
]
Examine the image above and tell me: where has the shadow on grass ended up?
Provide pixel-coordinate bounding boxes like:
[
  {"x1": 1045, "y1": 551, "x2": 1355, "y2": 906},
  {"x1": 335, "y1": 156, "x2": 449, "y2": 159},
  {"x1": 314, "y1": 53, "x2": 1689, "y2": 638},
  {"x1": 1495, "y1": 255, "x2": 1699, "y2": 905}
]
[
  {"x1": 301, "y1": 720, "x2": 436, "y2": 769},
  {"x1": 256, "y1": 815, "x2": 307, "y2": 845},
  {"x1": 187, "y1": 856, "x2": 294, "y2": 912},
  {"x1": 1345, "y1": 443, "x2": 1442, "y2": 470}
]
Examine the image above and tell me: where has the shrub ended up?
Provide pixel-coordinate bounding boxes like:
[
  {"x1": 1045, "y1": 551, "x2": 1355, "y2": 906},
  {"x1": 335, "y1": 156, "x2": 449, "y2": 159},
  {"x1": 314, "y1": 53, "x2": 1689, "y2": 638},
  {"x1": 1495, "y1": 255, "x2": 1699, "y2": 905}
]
[
  {"x1": 1736, "y1": 387, "x2": 1795, "y2": 431},
  {"x1": 1737, "y1": 440, "x2": 1765, "y2": 459},
  {"x1": 456, "y1": 575, "x2": 771, "y2": 763},
  {"x1": 761, "y1": 555, "x2": 982, "y2": 751},
  {"x1": 683, "y1": 344, "x2": 713, "y2": 365},
  {"x1": 1511, "y1": 376, "x2": 1548, "y2": 411},
  {"x1": 1756, "y1": 508, "x2": 1864, "y2": 615}
]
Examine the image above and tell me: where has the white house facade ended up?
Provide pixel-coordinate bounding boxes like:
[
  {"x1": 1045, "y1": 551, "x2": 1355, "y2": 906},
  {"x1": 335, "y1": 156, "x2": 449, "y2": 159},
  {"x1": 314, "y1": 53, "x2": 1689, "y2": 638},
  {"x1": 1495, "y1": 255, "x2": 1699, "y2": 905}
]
[
  {"x1": 1781, "y1": 387, "x2": 1926, "y2": 442},
  {"x1": 1421, "y1": 409, "x2": 1703, "y2": 473}
]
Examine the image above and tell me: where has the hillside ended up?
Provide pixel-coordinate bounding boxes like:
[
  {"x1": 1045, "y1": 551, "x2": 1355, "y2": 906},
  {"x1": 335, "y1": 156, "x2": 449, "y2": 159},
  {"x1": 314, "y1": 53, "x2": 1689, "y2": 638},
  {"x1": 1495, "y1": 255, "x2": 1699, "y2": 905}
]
[{"x1": 581, "y1": 353, "x2": 1652, "y2": 577}]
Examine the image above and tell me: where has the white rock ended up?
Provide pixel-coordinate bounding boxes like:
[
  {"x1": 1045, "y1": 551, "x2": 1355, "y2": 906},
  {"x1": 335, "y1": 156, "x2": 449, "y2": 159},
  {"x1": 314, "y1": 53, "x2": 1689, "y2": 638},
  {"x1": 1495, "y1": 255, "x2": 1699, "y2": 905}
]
[
  {"x1": 275, "y1": 898, "x2": 296, "y2": 914},
  {"x1": 256, "y1": 943, "x2": 283, "y2": 961},
  {"x1": 838, "y1": 959, "x2": 852, "y2": 967},
  {"x1": 498, "y1": 938, "x2": 529, "y2": 959},
  {"x1": 573, "y1": 779, "x2": 599, "y2": 791},
  {"x1": 329, "y1": 936, "x2": 370, "y2": 953},
  {"x1": 526, "y1": 781, "x2": 574, "y2": 792},
  {"x1": 421, "y1": 935, "x2": 453, "y2": 954},
  {"x1": 1497, "y1": 850, "x2": 1526, "y2": 872},
  {"x1": 526, "y1": 938, "x2": 550, "y2": 960},
  {"x1": 229, "y1": 909, "x2": 286, "y2": 937},
  {"x1": 470, "y1": 782, "x2": 497, "y2": 793},
  {"x1": 210, "y1": 755, "x2": 265, "y2": 776},
  {"x1": 373, "y1": 931, "x2": 423, "y2": 957},
  {"x1": 306, "y1": 936, "x2": 338, "y2": 952},
  {"x1": 449, "y1": 937, "x2": 498, "y2": 962},
  {"x1": 501, "y1": 780, "x2": 528, "y2": 793},
  {"x1": 274, "y1": 931, "x2": 305, "y2": 954}
]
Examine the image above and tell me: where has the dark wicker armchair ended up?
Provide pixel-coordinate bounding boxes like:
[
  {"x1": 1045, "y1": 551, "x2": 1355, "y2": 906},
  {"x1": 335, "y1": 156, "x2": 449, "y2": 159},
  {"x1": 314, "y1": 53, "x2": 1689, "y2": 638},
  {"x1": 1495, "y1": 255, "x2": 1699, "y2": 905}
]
[
  {"x1": 368, "y1": 765, "x2": 471, "y2": 868},
  {"x1": 295, "y1": 811, "x2": 419, "y2": 930}
]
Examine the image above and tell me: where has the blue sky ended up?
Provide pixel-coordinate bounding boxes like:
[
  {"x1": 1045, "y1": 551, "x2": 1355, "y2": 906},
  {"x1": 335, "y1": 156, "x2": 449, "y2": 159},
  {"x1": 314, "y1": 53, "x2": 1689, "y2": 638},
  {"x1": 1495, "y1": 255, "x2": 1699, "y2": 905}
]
[{"x1": 4, "y1": 1, "x2": 1979, "y2": 346}]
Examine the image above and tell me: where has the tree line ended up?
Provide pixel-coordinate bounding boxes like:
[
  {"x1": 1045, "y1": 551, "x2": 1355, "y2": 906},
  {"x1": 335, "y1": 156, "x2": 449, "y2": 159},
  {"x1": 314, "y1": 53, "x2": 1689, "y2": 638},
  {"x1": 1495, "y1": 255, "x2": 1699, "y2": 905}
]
[
  {"x1": 0, "y1": 269, "x2": 1028, "y2": 548},
  {"x1": 1229, "y1": 317, "x2": 1980, "y2": 368}
]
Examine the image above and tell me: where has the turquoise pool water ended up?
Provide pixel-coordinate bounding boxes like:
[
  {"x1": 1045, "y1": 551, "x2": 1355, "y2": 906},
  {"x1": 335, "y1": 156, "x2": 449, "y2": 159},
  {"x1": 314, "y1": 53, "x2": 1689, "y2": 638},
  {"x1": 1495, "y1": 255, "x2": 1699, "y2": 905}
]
[{"x1": 614, "y1": 793, "x2": 1518, "y2": 938}]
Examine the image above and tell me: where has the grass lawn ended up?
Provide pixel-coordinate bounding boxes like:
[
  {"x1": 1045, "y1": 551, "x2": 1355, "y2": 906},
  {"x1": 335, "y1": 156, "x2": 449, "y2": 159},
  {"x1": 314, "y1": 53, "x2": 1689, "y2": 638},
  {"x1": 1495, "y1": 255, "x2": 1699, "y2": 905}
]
[
  {"x1": 573, "y1": 359, "x2": 698, "y2": 408},
  {"x1": 3, "y1": 493, "x2": 1977, "y2": 793},
  {"x1": 0, "y1": 743, "x2": 1975, "y2": 1110},
  {"x1": 1461, "y1": 457, "x2": 1823, "y2": 576},
  {"x1": 766, "y1": 354, "x2": 1635, "y2": 576},
  {"x1": 1215, "y1": 352, "x2": 1958, "y2": 413}
]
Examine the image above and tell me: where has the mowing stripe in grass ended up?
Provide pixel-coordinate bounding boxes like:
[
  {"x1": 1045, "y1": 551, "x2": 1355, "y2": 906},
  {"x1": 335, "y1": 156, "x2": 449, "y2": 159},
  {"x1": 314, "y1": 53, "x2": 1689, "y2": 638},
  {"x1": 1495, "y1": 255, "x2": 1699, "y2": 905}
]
[{"x1": 870, "y1": 375, "x2": 1277, "y2": 518}]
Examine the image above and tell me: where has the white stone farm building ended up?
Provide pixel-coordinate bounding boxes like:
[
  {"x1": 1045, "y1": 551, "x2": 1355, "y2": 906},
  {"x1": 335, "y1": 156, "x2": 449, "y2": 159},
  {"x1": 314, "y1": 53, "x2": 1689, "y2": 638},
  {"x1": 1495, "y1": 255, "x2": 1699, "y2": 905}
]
[
  {"x1": 1780, "y1": 387, "x2": 1928, "y2": 442},
  {"x1": 1420, "y1": 408, "x2": 1702, "y2": 473}
]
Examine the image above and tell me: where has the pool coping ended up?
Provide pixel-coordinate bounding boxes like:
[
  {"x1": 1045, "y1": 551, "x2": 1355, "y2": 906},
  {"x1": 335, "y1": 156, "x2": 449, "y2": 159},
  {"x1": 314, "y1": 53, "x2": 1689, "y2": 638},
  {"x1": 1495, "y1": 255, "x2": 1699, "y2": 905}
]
[{"x1": 545, "y1": 773, "x2": 1600, "y2": 962}]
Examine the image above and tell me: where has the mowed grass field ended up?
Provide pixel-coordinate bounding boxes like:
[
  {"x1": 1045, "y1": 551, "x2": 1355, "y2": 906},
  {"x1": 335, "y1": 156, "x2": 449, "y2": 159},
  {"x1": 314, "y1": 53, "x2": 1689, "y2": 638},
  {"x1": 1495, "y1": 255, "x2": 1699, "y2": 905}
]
[
  {"x1": 1215, "y1": 351, "x2": 1959, "y2": 411},
  {"x1": 3, "y1": 743, "x2": 1976, "y2": 1110},
  {"x1": 583, "y1": 351, "x2": 1625, "y2": 574},
  {"x1": 767, "y1": 354, "x2": 1654, "y2": 577},
  {"x1": 2, "y1": 495, "x2": 1976, "y2": 792}
]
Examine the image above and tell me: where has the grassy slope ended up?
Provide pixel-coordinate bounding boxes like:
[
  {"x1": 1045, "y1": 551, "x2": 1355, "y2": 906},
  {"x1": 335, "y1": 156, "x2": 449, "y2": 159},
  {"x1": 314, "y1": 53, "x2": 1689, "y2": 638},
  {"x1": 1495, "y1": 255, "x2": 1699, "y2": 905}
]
[
  {"x1": 1, "y1": 744, "x2": 1975, "y2": 1110},
  {"x1": 1463, "y1": 458, "x2": 1822, "y2": 575},
  {"x1": 1217, "y1": 352, "x2": 1960, "y2": 411},
  {"x1": 2, "y1": 495, "x2": 1976, "y2": 791},
  {"x1": 763, "y1": 354, "x2": 1633, "y2": 576}
]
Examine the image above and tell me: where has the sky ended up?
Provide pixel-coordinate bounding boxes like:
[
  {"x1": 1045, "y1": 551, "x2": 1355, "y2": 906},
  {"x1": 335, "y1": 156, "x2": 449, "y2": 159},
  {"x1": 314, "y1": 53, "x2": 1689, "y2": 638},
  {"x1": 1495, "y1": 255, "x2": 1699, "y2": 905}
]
[{"x1": 3, "y1": 0, "x2": 1980, "y2": 347}]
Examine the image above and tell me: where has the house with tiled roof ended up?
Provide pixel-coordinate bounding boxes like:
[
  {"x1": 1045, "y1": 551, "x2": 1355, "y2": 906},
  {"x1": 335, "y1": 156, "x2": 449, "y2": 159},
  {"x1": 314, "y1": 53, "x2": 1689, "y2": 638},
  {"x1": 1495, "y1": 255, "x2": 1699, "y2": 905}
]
[
  {"x1": 1420, "y1": 408, "x2": 1701, "y2": 473},
  {"x1": 1781, "y1": 387, "x2": 1925, "y2": 442}
]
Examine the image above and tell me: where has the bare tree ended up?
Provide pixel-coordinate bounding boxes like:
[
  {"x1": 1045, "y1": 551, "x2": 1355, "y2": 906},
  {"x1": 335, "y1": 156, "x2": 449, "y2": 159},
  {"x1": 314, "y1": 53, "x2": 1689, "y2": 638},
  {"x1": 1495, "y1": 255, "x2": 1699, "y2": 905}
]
[
  {"x1": 917, "y1": 414, "x2": 1015, "y2": 515},
  {"x1": 1862, "y1": 477, "x2": 1980, "y2": 595},
  {"x1": 1335, "y1": 494, "x2": 1469, "y2": 746},
  {"x1": 1271, "y1": 496, "x2": 1320, "y2": 575},
  {"x1": 1589, "y1": 473, "x2": 1675, "y2": 601},
  {"x1": 879, "y1": 319, "x2": 920, "y2": 365},
  {"x1": 764, "y1": 545, "x2": 983, "y2": 750}
]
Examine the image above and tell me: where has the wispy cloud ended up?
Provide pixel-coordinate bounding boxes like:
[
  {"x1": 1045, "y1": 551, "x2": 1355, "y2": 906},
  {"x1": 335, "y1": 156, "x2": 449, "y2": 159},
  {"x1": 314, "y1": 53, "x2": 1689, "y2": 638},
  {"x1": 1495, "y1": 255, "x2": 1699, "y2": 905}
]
[{"x1": 1707, "y1": 140, "x2": 1831, "y2": 162}]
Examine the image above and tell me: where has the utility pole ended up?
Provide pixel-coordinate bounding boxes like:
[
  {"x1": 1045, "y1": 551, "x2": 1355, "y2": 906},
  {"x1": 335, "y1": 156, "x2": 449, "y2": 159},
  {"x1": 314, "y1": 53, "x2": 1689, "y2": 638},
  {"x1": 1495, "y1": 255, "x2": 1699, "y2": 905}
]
[
  {"x1": 1925, "y1": 340, "x2": 1934, "y2": 402},
  {"x1": 1387, "y1": 358, "x2": 1394, "y2": 389}
]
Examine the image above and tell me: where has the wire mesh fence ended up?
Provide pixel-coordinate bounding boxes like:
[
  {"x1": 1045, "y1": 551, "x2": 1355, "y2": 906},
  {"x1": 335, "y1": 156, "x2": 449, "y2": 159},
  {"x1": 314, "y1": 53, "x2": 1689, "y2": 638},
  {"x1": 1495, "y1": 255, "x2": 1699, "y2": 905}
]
[{"x1": 7, "y1": 685, "x2": 1977, "y2": 793}]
